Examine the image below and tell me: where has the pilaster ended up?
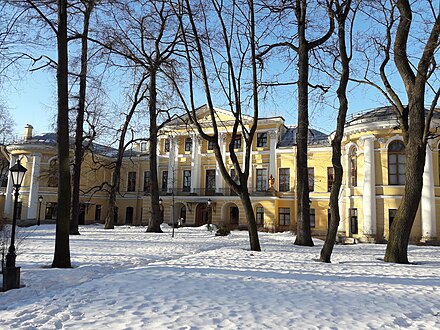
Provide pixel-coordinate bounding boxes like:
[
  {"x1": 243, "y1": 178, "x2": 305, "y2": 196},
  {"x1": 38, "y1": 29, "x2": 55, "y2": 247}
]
[
  {"x1": 421, "y1": 144, "x2": 436, "y2": 241},
  {"x1": 360, "y1": 135, "x2": 376, "y2": 239},
  {"x1": 27, "y1": 153, "x2": 42, "y2": 219}
]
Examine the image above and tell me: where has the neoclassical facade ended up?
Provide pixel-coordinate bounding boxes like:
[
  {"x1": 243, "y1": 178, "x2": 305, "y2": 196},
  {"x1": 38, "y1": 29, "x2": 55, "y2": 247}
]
[{"x1": 2, "y1": 106, "x2": 440, "y2": 242}]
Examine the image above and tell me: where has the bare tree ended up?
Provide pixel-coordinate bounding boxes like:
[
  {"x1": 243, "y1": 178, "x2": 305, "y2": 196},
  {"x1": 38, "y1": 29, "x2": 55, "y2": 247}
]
[
  {"x1": 171, "y1": 0, "x2": 262, "y2": 251},
  {"x1": 90, "y1": 0, "x2": 180, "y2": 231},
  {"x1": 70, "y1": 0, "x2": 96, "y2": 235},
  {"x1": 257, "y1": 0, "x2": 334, "y2": 246},
  {"x1": 320, "y1": 0, "x2": 356, "y2": 263},
  {"x1": 383, "y1": 1, "x2": 440, "y2": 263}
]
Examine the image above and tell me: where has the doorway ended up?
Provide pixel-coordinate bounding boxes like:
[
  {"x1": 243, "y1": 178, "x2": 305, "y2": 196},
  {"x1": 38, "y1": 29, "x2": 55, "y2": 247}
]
[{"x1": 195, "y1": 203, "x2": 209, "y2": 227}]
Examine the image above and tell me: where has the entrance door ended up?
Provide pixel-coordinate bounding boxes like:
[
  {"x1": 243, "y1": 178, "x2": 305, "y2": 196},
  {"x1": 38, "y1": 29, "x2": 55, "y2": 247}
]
[
  {"x1": 195, "y1": 203, "x2": 209, "y2": 226},
  {"x1": 79, "y1": 204, "x2": 86, "y2": 225},
  {"x1": 126, "y1": 207, "x2": 134, "y2": 225},
  {"x1": 230, "y1": 206, "x2": 239, "y2": 226}
]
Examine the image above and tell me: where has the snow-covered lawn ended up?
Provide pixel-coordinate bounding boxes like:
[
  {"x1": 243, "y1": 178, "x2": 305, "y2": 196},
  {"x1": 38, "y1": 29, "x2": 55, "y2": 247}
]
[{"x1": 1, "y1": 224, "x2": 440, "y2": 329}]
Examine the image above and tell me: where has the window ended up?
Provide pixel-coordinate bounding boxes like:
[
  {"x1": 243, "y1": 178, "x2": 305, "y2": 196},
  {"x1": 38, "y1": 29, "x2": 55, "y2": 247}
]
[
  {"x1": 310, "y1": 208, "x2": 315, "y2": 228},
  {"x1": 308, "y1": 168, "x2": 314, "y2": 192},
  {"x1": 95, "y1": 205, "x2": 102, "y2": 222},
  {"x1": 256, "y1": 206, "x2": 264, "y2": 225},
  {"x1": 127, "y1": 171, "x2": 136, "y2": 192},
  {"x1": 48, "y1": 158, "x2": 58, "y2": 187},
  {"x1": 143, "y1": 171, "x2": 151, "y2": 193},
  {"x1": 208, "y1": 140, "x2": 214, "y2": 150},
  {"x1": 327, "y1": 167, "x2": 334, "y2": 192},
  {"x1": 45, "y1": 202, "x2": 58, "y2": 220},
  {"x1": 233, "y1": 134, "x2": 242, "y2": 149},
  {"x1": 256, "y1": 168, "x2": 267, "y2": 191},
  {"x1": 183, "y1": 170, "x2": 191, "y2": 192},
  {"x1": 389, "y1": 209, "x2": 397, "y2": 229},
  {"x1": 349, "y1": 147, "x2": 357, "y2": 186},
  {"x1": 231, "y1": 169, "x2": 239, "y2": 184},
  {"x1": 205, "y1": 169, "x2": 216, "y2": 195},
  {"x1": 350, "y1": 208, "x2": 358, "y2": 235},
  {"x1": 162, "y1": 171, "x2": 168, "y2": 192},
  {"x1": 164, "y1": 139, "x2": 170, "y2": 152},
  {"x1": 185, "y1": 138, "x2": 192, "y2": 152},
  {"x1": 257, "y1": 132, "x2": 268, "y2": 147},
  {"x1": 279, "y1": 168, "x2": 290, "y2": 192},
  {"x1": 278, "y1": 207, "x2": 290, "y2": 226},
  {"x1": 140, "y1": 142, "x2": 147, "y2": 152},
  {"x1": 388, "y1": 140, "x2": 406, "y2": 185}
]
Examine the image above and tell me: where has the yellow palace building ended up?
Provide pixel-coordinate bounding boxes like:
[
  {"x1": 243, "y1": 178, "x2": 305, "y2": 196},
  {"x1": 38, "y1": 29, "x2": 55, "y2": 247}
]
[{"x1": 2, "y1": 105, "x2": 440, "y2": 243}]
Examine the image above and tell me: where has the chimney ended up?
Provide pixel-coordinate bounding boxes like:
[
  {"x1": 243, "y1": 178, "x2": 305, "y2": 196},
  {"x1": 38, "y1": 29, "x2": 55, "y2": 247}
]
[{"x1": 24, "y1": 124, "x2": 33, "y2": 141}]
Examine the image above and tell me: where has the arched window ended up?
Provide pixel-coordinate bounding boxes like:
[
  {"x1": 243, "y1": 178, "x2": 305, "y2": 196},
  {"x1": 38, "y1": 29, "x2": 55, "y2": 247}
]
[
  {"x1": 349, "y1": 147, "x2": 357, "y2": 187},
  {"x1": 388, "y1": 140, "x2": 406, "y2": 185}
]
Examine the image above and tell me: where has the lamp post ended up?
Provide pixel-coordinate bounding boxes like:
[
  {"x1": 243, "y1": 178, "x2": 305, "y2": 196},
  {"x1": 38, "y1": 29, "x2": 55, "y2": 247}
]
[
  {"x1": 37, "y1": 195, "x2": 43, "y2": 226},
  {"x1": 159, "y1": 198, "x2": 164, "y2": 224},
  {"x1": 207, "y1": 198, "x2": 212, "y2": 231},
  {"x1": 3, "y1": 159, "x2": 27, "y2": 291}
]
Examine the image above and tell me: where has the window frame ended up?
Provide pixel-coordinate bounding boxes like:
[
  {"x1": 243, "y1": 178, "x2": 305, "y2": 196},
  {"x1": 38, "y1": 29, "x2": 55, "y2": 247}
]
[
  {"x1": 184, "y1": 138, "x2": 192, "y2": 152},
  {"x1": 256, "y1": 132, "x2": 268, "y2": 147},
  {"x1": 183, "y1": 170, "x2": 191, "y2": 192},
  {"x1": 127, "y1": 171, "x2": 137, "y2": 192},
  {"x1": 256, "y1": 168, "x2": 267, "y2": 191},
  {"x1": 308, "y1": 167, "x2": 314, "y2": 192},
  {"x1": 233, "y1": 134, "x2": 242, "y2": 149},
  {"x1": 388, "y1": 140, "x2": 406, "y2": 185},
  {"x1": 349, "y1": 147, "x2": 358, "y2": 187},
  {"x1": 143, "y1": 171, "x2": 151, "y2": 193},
  {"x1": 279, "y1": 168, "x2": 290, "y2": 192},
  {"x1": 256, "y1": 206, "x2": 264, "y2": 225},
  {"x1": 327, "y1": 167, "x2": 334, "y2": 192},
  {"x1": 278, "y1": 207, "x2": 290, "y2": 226}
]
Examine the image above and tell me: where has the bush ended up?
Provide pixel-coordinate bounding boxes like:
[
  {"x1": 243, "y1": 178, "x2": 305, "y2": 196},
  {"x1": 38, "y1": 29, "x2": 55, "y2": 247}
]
[{"x1": 215, "y1": 223, "x2": 231, "y2": 236}]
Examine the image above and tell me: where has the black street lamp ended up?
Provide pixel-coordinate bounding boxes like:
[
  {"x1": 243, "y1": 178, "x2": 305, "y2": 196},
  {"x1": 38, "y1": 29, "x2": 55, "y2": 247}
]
[
  {"x1": 207, "y1": 198, "x2": 212, "y2": 231},
  {"x1": 3, "y1": 159, "x2": 27, "y2": 291},
  {"x1": 159, "y1": 198, "x2": 164, "y2": 224},
  {"x1": 37, "y1": 195, "x2": 43, "y2": 226}
]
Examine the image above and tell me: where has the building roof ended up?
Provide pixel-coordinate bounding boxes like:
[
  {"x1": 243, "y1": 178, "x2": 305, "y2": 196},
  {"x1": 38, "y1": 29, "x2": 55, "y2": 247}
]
[
  {"x1": 278, "y1": 127, "x2": 329, "y2": 147},
  {"x1": 345, "y1": 106, "x2": 440, "y2": 131},
  {"x1": 18, "y1": 133, "x2": 141, "y2": 158}
]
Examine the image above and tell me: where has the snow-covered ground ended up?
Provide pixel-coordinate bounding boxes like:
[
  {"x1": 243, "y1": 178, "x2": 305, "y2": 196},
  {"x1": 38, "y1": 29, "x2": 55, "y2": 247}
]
[{"x1": 1, "y1": 224, "x2": 440, "y2": 330}]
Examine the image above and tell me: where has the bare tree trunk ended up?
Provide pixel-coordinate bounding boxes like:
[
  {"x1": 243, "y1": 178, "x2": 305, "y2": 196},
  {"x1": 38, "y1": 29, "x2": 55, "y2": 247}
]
[
  {"x1": 385, "y1": 104, "x2": 426, "y2": 263},
  {"x1": 294, "y1": 0, "x2": 313, "y2": 246},
  {"x1": 239, "y1": 186, "x2": 261, "y2": 251},
  {"x1": 383, "y1": 0, "x2": 440, "y2": 263},
  {"x1": 105, "y1": 169, "x2": 121, "y2": 229},
  {"x1": 146, "y1": 69, "x2": 163, "y2": 233},
  {"x1": 71, "y1": 0, "x2": 94, "y2": 235},
  {"x1": 52, "y1": 0, "x2": 71, "y2": 268},
  {"x1": 320, "y1": 0, "x2": 352, "y2": 263}
]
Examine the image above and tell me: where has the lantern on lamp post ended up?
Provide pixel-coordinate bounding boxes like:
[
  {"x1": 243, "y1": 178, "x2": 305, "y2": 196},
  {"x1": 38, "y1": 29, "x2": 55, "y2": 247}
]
[
  {"x1": 207, "y1": 198, "x2": 212, "y2": 231},
  {"x1": 37, "y1": 195, "x2": 43, "y2": 226},
  {"x1": 3, "y1": 159, "x2": 27, "y2": 291}
]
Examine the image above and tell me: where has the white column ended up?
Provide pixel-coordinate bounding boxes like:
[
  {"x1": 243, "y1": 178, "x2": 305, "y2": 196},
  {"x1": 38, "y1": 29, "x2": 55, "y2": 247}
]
[
  {"x1": 4, "y1": 155, "x2": 17, "y2": 218},
  {"x1": 167, "y1": 136, "x2": 178, "y2": 193},
  {"x1": 244, "y1": 137, "x2": 253, "y2": 190},
  {"x1": 269, "y1": 130, "x2": 278, "y2": 183},
  {"x1": 361, "y1": 135, "x2": 376, "y2": 237},
  {"x1": 191, "y1": 136, "x2": 201, "y2": 194},
  {"x1": 421, "y1": 144, "x2": 436, "y2": 240},
  {"x1": 216, "y1": 133, "x2": 227, "y2": 193},
  {"x1": 338, "y1": 147, "x2": 349, "y2": 233},
  {"x1": 27, "y1": 153, "x2": 42, "y2": 219}
]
